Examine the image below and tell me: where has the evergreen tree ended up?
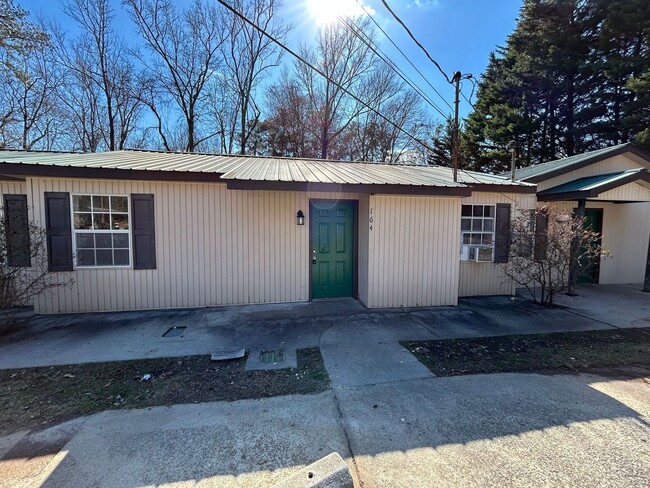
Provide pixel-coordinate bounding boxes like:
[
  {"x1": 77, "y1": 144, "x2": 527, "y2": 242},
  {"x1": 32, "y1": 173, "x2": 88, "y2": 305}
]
[{"x1": 464, "y1": 0, "x2": 650, "y2": 171}]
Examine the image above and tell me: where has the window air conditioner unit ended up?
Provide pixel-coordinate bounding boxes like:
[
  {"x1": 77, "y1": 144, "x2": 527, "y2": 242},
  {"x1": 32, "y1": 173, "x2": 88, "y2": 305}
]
[{"x1": 461, "y1": 245, "x2": 493, "y2": 262}]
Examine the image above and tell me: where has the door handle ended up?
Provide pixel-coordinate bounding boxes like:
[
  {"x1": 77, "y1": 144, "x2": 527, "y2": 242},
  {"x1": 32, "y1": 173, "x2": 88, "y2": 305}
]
[{"x1": 312, "y1": 250, "x2": 316, "y2": 264}]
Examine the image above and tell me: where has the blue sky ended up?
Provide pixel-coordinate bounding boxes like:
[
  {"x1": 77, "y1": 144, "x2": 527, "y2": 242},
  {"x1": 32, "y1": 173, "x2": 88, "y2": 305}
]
[{"x1": 19, "y1": 0, "x2": 522, "y2": 120}]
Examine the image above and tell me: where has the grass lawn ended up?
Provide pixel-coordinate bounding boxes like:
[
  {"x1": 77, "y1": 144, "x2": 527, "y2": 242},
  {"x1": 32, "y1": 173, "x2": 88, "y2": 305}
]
[
  {"x1": 0, "y1": 347, "x2": 329, "y2": 436},
  {"x1": 402, "y1": 327, "x2": 650, "y2": 377}
]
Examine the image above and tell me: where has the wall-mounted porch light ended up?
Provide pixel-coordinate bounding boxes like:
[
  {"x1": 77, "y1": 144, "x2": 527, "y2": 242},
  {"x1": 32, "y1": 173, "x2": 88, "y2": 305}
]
[{"x1": 296, "y1": 210, "x2": 305, "y2": 225}]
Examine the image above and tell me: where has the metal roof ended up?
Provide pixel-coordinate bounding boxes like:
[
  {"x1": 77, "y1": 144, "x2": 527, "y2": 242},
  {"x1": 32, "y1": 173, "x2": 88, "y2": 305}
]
[
  {"x1": 0, "y1": 149, "x2": 533, "y2": 191},
  {"x1": 537, "y1": 168, "x2": 650, "y2": 201},
  {"x1": 514, "y1": 143, "x2": 650, "y2": 182}
]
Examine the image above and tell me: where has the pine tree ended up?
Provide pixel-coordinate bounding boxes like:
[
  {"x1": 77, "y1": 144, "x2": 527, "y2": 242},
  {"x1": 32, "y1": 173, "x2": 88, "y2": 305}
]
[{"x1": 463, "y1": 0, "x2": 649, "y2": 171}]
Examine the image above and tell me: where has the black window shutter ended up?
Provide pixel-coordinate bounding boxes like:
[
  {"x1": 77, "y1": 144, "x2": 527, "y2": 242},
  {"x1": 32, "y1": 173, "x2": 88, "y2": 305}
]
[
  {"x1": 534, "y1": 210, "x2": 549, "y2": 261},
  {"x1": 4, "y1": 194, "x2": 31, "y2": 267},
  {"x1": 494, "y1": 203, "x2": 511, "y2": 264},
  {"x1": 45, "y1": 192, "x2": 73, "y2": 271},
  {"x1": 131, "y1": 194, "x2": 156, "y2": 269}
]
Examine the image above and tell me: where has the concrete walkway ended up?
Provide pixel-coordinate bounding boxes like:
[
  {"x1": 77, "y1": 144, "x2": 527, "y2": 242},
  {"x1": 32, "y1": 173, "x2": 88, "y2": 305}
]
[
  {"x1": 1, "y1": 285, "x2": 649, "y2": 486},
  {"x1": 2, "y1": 373, "x2": 648, "y2": 487},
  {"x1": 2, "y1": 284, "x2": 647, "y2": 376},
  {"x1": 551, "y1": 283, "x2": 650, "y2": 328}
]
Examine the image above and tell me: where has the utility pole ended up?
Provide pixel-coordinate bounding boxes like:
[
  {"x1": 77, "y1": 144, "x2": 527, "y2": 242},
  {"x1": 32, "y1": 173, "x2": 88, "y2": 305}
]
[
  {"x1": 509, "y1": 140, "x2": 517, "y2": 182},
  {"x1": 452, "y1": 71, "x2": 461, "y2": 183},
  {"x1": 451, "y1": 71, "x2": 473, "y2": 183}
]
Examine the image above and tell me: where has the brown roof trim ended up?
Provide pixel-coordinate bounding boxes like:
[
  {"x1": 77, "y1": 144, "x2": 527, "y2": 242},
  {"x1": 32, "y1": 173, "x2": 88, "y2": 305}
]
[
  {"x1": 467, "y1": 183, "x2": 537, "y2": 194},
  {"x1": 538, "y1": 171, "x2": 650, "y2": 201},
  {"x1": 225, "y1": 179, "x2": 472, "y2": 196},
  {"x1": 0, "y1": 174, "x2": 26, "y2": 182},
  {"x1": 0, "y1": 162, "x2": 223, "y2": 182},
  {"x1": 524, "y1": 144, "x2": 650, "y2": 183}
]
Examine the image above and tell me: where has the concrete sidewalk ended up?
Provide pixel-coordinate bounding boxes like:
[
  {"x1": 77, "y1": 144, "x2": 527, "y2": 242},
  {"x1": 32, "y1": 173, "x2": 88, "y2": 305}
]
[
  {"x1": 2, "y1": 284, "x2": 647, "y2": 375},
  {"x1": 1, "y1": 285, "x2": 649, "y2": 487},
  {"x1": 2, "y1": 373, "x2": 648, "y2": 487},
  {"x1": 550, "y1": 283, "x2": 650, "y2": 328}
]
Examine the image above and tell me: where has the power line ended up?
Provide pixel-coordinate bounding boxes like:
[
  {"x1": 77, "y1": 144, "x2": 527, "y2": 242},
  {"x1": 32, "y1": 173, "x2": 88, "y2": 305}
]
[
  {"x1": 458, "y1": 168, "x2": 521, "y2": 205},
  {"x1": 352, "y1": 0, "x2": 454, "y2": 112},
  {"x1": 460, "y1": 77, "x2": 478, "y2": 111},
  {"x1": 379, "y1": 0, "x2": 452, "y2": 84},
  {"x1": 215, "y1": 0, "x2": 436, "y2": 153},
  {"x1": 336, "y1": 14, "x2": 450, "y2": 119}
]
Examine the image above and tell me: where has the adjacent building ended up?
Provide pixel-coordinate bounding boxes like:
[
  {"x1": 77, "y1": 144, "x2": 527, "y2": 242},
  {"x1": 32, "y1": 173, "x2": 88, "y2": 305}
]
[{"x1": 0, "y1": 150, "x2": 534, "y2": 313}]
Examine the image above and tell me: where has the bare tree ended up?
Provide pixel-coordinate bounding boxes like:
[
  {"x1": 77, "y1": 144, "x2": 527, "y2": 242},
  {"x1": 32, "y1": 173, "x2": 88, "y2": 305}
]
[
  {"x1": 0, "y1": 0, "x2": 48, "y2": 142},
  {"x1": 205, "y1": 74, "x2": 240, "y2": 154},
  {"x1": 59, "y1": 0, "x2": 144, "y2": 151},
  {"x1": 349, "y1": 65, "x2": 427, "y2": 163},
  {"x1": 263, "y1": 70, "x2": 312, "y2": 157},
  {"x1": 295, "y1": 19, "x2": 376, "y2": 159},
  {"x1": 125, "y1": 0, "x2": 225, "y2": 152},
  {"x1": 221, "y1": 0, "x2": 288, "y2": 154},
  {"x1": 503, "y1": 205, "x2": 606, "y2": 306},
  {"x1": 0, "y1": 0, "x2": 47, "y2": 73},
  {"x1": 48, "y1": 22, "x2": 103, "y2": 153},
  {"x1": 0, "y1": 45, "x2": 64, "y2": 150}
]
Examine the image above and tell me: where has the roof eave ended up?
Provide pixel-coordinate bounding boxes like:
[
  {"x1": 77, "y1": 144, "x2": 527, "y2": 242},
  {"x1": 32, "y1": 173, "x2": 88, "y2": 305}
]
[
  {"x1": 521, "y1": 144, "x2": 650, "y2": 183},
  {"x1": 0, "y1": 162, "x2": 224, "y2": 182},
  {"x1": 224, "y1": 179, "x2": 472, "y2": 196},
  {"x1": 467, "y1": 183, "x2": 537, "y2": 194},
  {"x1": 538, "y1": 170, "x2": 650, "y2": 201}
]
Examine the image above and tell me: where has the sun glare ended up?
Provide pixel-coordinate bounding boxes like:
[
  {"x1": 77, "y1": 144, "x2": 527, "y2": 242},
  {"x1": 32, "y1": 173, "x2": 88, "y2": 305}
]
[{"x1": 305, "y1": 0, "x2": 370, "y2": 26}]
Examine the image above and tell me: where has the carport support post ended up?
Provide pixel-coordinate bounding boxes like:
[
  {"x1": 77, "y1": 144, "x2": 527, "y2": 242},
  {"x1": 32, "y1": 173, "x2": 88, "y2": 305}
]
[
  {"x1": 567, "y1": 199, "x2": 586, "y2": 296},
  {"x1": 643, "y1": 232, "x2": 650, "y2": 293}
]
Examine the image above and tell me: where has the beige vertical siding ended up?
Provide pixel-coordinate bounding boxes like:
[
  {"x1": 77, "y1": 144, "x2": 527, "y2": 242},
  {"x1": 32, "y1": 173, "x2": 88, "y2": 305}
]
[
  {"x1": 549, "y1": 201, "x2": 650, "y2": 285},
  {"x1": 366, "y1": 195, "x2": 461, "y2": 308},
  {"x1": 536, "y1": 155, "x2": 643, "y2": 191},
  {"x1": 595, "y1": 182, "x2": 650, "y2": 202},
  {"x1": 0, "y1": 180, "x2": 27, "y2": 200},
  {"x1": 600, "y1": 202, "x2": 650, "y2": 284},
  {"x1": 459, "y1": 192, "x2": 537, "y2": 297},
  {"x1": 27, "y1": 177, "x2": 365, "y2": 313},
  {"x1": 357, "y1": 194, "x2": 370, "y2": 306}
]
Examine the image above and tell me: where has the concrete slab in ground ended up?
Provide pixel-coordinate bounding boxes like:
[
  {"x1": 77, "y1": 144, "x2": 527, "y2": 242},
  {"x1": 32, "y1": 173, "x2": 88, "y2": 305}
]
[
  {"x1": 319, "y1": 314, "x2": 436, "y2": 387},
  {"x1": 2, "y1": 372, "x2": 648, "y2": 487},
  {"x1": 335, "y1": 373, "x2": 650, "y2": 488},
  {"x1": 0, "y1": 285, "x2": 647, "y2": 372},
  {"x1": 0, "y1": 300, "x2": 360, "y2": 370},
  {"x1": 0, "y1": 392, "x2": 351, "y2": 488},
  {"x1": 551, "y1": 283, "x2": 650, "y2": 328}
]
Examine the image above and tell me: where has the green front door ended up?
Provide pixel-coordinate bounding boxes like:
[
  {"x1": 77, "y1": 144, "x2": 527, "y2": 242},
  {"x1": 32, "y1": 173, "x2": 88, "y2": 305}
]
[
  {"x1": 311, "y1": 200, "x2": 355, "y2": 298},
  {"x1": 578, "y1": 208, "x2": 603, "y2": 284}
]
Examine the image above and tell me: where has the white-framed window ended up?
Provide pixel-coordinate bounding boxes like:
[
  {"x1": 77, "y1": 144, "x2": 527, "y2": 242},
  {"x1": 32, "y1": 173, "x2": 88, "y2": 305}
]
[
  {"x1": 460, "y1": 204, "x2": 495, "y2": 262},
  {"x1": 71, "y1": 194, "x2": 131, "y2": 267}
]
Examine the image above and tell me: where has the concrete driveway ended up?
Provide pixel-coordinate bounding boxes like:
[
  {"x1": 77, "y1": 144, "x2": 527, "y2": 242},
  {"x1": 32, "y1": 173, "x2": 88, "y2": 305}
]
[
  {"x1": 1, "y1": 285, "x2": 649, "y2": 486},
  {"x1": 2, "y1": 373, "x2": 648, "y2": 487}
]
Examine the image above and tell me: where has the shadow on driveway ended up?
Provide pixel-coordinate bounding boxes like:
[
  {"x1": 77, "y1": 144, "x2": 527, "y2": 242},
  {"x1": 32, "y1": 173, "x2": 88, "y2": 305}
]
[
  {"x1": 1, "y1": 373, "x2": 648, "y2": 487},
  {"x1": 0, "y1": 294, "x2": 649, "y2": 486}
]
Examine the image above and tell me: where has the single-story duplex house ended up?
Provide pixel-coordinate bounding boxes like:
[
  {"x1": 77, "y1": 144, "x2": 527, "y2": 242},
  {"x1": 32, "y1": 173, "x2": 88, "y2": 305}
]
[
  {"x1": 514, "y1": 143, "x2": 650, "y2": 286},
  {"x1": 0, "y1": 149, "x2": 536, "y2": 314}
]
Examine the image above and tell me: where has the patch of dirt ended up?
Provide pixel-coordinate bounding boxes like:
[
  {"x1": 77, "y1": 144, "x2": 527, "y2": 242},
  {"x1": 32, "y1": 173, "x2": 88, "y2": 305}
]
[
  {"x1": 402, "y1": 327, "x2": 650, "y2": 378},
  {"x1": 0, "y1": 347, "x2": 329, "y2": 436}
]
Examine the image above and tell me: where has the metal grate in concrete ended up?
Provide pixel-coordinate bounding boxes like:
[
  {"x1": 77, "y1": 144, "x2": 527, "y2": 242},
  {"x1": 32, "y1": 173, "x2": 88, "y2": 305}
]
[{"x1": 259, "y1": 349, "x2": 285, "y2": 364}]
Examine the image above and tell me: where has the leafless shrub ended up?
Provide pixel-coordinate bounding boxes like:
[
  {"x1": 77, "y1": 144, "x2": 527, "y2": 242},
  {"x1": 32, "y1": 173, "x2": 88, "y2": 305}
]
[
  {"x1": 0, "y1": 210, "x2": 74, "y2": 314},
  {"x1": 503, "y1": 204, "x2": 606, "y2": 306}
]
